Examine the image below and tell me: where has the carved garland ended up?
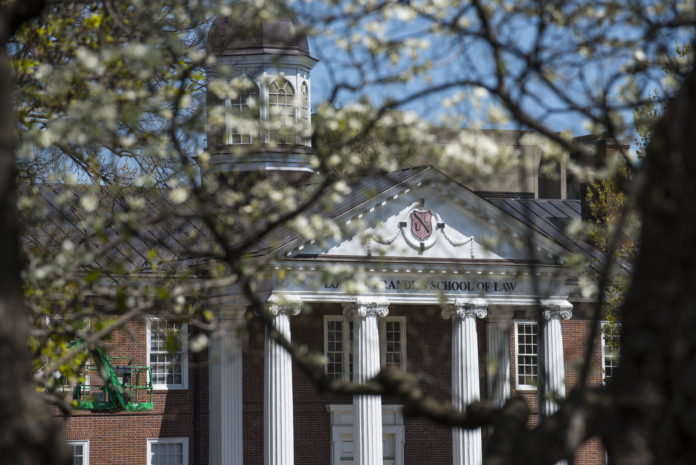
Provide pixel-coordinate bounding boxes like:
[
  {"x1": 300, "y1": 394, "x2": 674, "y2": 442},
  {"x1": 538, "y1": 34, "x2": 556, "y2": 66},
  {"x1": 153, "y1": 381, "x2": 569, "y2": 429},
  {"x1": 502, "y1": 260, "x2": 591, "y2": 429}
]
[{"x1": 369, "y1": 203, "x2": 476, "y2": 257}]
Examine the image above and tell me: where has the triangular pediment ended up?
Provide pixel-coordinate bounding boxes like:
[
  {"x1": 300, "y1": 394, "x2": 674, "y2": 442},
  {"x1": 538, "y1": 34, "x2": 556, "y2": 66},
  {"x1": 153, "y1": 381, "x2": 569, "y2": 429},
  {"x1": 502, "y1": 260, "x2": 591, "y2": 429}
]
[{"x1": 278, "y1": 168, "x2": 567, "y2": 265}]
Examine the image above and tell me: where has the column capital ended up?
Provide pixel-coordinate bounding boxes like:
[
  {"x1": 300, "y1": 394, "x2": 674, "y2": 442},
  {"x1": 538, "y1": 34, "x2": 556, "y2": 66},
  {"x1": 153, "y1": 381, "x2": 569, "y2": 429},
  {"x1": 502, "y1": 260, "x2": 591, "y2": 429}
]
[
  {"x1": 442, "y1": 298, "x2": 488, "y2": 320},
  {"x1": 541, "y1": 299, "x2": 573, "y2": 320},
  {"x1": 267, "y1": 295, "x2": 302, "y2": 317},
  {"x1": 342, "y1": 297, "x2": 389, "y2": 318}
]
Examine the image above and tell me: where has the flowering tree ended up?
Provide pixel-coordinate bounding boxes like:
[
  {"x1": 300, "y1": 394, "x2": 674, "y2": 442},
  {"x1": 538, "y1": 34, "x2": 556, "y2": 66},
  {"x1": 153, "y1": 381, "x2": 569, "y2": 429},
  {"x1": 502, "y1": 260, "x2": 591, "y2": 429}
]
[{"x1": 1, "y1": 0, "x2": 695, "y2": 464}]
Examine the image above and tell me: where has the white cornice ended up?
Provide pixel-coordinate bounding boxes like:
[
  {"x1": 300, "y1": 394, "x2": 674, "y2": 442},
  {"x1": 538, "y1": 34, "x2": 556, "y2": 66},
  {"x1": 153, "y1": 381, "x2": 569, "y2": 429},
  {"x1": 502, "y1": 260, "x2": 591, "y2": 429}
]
[
  {"x1": 277, "y1": 168, "x2": 570, "y2": 262},
  {"x1": 272, "y1": 260, "x2": 571, "y2": 278},
  {"x1": 273, "y1": 293, "x2": 570, "y2": 306}
]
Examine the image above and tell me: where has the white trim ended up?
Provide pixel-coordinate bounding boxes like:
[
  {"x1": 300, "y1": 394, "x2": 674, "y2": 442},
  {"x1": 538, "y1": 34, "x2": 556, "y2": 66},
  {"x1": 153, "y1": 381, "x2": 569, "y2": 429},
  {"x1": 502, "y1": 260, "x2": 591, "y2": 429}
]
[
  {"x1": 600, "y1": 321, "x2": 608, "y2": 384},
  {"x1": 42, "y1": 317, "x2": 90, "y2": 392},
  {"x1": 147, "y1": 437, "x2": 189, "y2": 465},
  {"x1": 324, "y1": 315, "x2": 351, "y2": 381},
  {"x1": 601, "y1": 321, "x2": 620, "y2": 384},
  {"x1": 147, "y1": 317, "x2": 189, "y2": 390},
  {"x1": 283, "y1": 292, "x2": 569, "y2": 307},
  {"x1": 67, "y1": 440, "x2": 89, "y2": 465},
  {"x1": 324, "y1": 315, "x2": 407, "y2": 381},
  {"x1": 326, "y1": 404, "x2": 404, "y2": 465},
  {"x1": 514, "y1": 320, "x2": 538, "y2": 391},
  {"x1": 276, "y1": 168, "x2": 569, "y2": 261},
  {"x1": 380, "y1": 316, "x2": 407, "y2": 372}
]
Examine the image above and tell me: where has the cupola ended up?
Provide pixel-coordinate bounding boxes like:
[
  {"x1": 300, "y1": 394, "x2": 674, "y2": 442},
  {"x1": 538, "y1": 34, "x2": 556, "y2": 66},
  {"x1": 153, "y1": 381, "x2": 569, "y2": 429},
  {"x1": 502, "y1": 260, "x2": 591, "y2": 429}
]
[{"x1": 205, "y1": 7, "x2": 318, "y2": 176}]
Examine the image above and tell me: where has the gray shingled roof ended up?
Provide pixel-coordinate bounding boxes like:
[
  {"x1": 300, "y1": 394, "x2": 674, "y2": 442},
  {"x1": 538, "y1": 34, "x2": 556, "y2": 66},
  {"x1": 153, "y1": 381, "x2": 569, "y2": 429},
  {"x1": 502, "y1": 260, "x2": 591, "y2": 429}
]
[
  {"x1": 22, "y1": 166, "x2": 604, "y2": 273},
  {"x1": 259, "y1": 166, "x2": 605, "y2": 268},
  {"x1": 22, "y1": 184, "x2": 212, "y2": 273},
  {"x1": 486, "y1": 197, "x2": 606, "y2": 267},
  {"x1": 249, "y1": 166, "x2": 428, "y2": 255}
]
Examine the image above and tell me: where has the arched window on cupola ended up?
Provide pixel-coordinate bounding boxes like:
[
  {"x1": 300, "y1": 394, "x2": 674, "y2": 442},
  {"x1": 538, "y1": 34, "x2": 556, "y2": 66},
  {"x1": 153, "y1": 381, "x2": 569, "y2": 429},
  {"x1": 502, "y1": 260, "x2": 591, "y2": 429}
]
[
  {"x1": 268, "y1": 78, "x2": 296, "y2": 145},
  {"x1": 225, "y1": 80, "x2": 260, "y2": 145},
  {"x1": 301, "y1": 82, "x2": 310, "y2": 146}
]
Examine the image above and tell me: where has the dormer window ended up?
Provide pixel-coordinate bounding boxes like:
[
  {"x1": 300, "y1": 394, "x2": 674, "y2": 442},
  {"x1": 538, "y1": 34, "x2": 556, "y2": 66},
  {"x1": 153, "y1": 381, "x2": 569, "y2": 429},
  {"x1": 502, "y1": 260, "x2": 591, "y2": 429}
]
[
  {"x1": 268, "y1": 78, "x2": 296, "y2": 145},
  {"x1": 225, "y1": 81, "x2": 259, "y2": 145}
]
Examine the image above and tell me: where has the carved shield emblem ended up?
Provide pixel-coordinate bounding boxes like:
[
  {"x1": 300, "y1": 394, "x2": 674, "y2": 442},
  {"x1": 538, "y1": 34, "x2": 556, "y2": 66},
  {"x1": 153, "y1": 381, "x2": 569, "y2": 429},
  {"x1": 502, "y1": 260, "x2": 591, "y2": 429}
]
[{"x1": 411, "y1": 210, "x2": 433, "y2": 241}]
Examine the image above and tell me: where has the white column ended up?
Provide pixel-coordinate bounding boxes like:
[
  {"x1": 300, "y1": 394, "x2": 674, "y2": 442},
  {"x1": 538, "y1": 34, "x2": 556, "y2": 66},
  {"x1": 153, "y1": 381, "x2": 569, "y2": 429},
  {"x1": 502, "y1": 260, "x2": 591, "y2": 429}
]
[
  {"x1": 486, "y1": 320, "x2": 511, "y2": 408},
  {"x1": 264, "y1": 297, "x2": 302, "y2": 465},
  {"x1": 209, "y1": 308, "x2": 245, "y2": 465},
  {"x1": 540, "y1": 300, "x2": 572, "y2": 416},
  {"x1": 541, "y1": 300, "x2": 572, "y2": 465},
  {"x1": 443, "y1": 298, "x2": 487, "y2": 465},
  {"x1": 343, "y1": 298, "x2": 389, "y2": 465}
]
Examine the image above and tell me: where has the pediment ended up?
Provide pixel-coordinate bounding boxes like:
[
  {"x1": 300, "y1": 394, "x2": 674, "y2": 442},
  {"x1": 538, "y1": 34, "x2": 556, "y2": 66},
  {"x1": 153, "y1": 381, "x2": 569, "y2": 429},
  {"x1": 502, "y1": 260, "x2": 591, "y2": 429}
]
[{"x1": 279, "y1": 169, "x2": 566, "y2": 265}]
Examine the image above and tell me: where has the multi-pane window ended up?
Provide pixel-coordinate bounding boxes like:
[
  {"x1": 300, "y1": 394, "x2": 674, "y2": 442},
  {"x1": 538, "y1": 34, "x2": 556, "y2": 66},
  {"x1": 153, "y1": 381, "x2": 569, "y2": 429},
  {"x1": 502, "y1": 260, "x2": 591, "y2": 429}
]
[
  {"x1": 602, "y1": 322, "x2": 620, "y2": 383},
  {"x1": 349, "y1": 321, "x2": 354, "y2": 378},
  {"x1": 68, "y1": 440, "x2": 89, "y2": 465},
  {"x1": 43, "y1": 316, "x2": 89, "y2": 392},
  {"x1": 225, "y1": 81, "x2": 259, "y2": 144},
  {"x1": 268, "y1": 78, "x2": 296, "y2": 144},
  {"x1": 328, "y1": 404, "x2": 404, "y2": 465},
  {"x1": 326, "y1": 319, "x2": 345, "y2": 380},
  {"x1": 384, "y1": 320, "x2": 403, "y2": 368},
  {"x1": 53, "y1": 361, "x2": 89, "y2": 393},
  {"x1": 147, "y1": 438, "x2": 188, "y2": 465},
  {"x1": 324, "y1": 316, "x2": 406, "y2": 381},
  {"x1": 148, "y1": 318, "x2": 188, "y2": 389},
  {"x1": 301, "y1": 82, "x2": 310, "y2": 145},
  {"x1": 515, "y1": 321, "x2": 538, "y2": 389}
]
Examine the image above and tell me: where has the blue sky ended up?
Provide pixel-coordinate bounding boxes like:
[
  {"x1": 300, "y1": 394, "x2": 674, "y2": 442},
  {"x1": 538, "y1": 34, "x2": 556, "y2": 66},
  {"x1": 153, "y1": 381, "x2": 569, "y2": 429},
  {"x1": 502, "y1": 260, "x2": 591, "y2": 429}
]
[{"x1": 297, "y1": 2, "x2": 683, "y2": 143}]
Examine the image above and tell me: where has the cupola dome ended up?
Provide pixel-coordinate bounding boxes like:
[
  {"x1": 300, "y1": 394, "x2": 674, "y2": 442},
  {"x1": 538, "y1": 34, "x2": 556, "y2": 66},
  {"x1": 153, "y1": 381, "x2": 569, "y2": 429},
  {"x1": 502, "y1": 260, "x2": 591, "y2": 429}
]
[{"x1": 207, "y1": 13, "x2": 310, "y2": 57}]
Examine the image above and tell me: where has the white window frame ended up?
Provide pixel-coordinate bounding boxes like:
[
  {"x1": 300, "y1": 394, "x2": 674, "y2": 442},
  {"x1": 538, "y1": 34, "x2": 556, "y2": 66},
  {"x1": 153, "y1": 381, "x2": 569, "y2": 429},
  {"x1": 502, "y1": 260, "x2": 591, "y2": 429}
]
[
  {"x1": 380, "y1": 316, "x2": 407, "y2": 372},
  {"x1": 300, "y1": 81, "x2": 310, "y2": 146},
  {"x1": 325, "y1": 315, "x2": 351, "y2": 381},
  {"x1": 267, "y1": 78, "x2": 296, "y2": 145},
  {"x1": 324, "y1": 315, "x2": 407, "y2": 381},
  {"x1": 55, "y1": 368, "x2": 90, "y2": 395},
  {"x1": 601, "y1": 321, "x2": 620, "y2": 384},
  {"x1": 224, "y1": 77, "x2": 259, "y2": 145},
  {"x1": 514, "y1": 320, "x2": 538, "y2": 390},
  {"x1": 67, "y1": 440, "x2": 90, "y2": 465},
  {"x1": 326, "y1": 404, "x2": 404, "y2": 465},
  {"x1": 42, "y1": 316, "x2": 90, "y2": 392},
  {"x1": 147, "y1": 318, "x2": 189, "y2": 390},
  {"x1": 147, "y1": 437, "x2": 189, "y2": 465}
]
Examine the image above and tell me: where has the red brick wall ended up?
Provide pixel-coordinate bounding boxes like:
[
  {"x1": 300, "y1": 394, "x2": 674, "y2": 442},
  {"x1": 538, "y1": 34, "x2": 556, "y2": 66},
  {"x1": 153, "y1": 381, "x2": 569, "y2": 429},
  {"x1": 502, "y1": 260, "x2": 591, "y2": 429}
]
[
  {"x1": 246, "y1": 304, "x2": 487, "y2": 464},
  {"x1": 506, "y1": 303, "x2": 606, "y2": 462},
  {"x1": 59, "y1": 319, "x2": 209, "y2": 465},
  {"x1": 60, "y1": 301, "x2": 607, "y2": 465},
  {"x1": 243, "y1": 303, "x2": 456, "y2": 465}
]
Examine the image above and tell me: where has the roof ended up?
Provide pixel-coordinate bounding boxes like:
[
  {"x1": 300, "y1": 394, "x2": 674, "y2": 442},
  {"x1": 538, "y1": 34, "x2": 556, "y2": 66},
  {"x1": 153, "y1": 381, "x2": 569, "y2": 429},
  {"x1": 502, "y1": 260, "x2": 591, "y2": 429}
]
[
  {"x1": 485, "y1": 197, "x2": 606, "y2": 267},
  {"x1": 21, "y1": 184, "x2": 212, "y2": 274},
  {"x1": 21, "y1": 166, "x2": 605, "y2": 276},
  {"x1": 259, "y1": 166, "x2": 605, "y2": 268},
  {"x1": 249, "y1": 167, "x2": 428, "y2": 255},
  {"x1": 207, "y1": 13, "x2": 311, "y2": 57}
]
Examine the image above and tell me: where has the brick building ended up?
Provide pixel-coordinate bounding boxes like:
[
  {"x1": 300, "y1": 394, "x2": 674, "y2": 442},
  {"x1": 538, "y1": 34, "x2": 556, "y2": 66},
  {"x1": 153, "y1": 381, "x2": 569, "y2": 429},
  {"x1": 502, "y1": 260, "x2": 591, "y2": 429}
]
[{"x1": 59, "y1": 12, "x2": 617, "y2": 465}]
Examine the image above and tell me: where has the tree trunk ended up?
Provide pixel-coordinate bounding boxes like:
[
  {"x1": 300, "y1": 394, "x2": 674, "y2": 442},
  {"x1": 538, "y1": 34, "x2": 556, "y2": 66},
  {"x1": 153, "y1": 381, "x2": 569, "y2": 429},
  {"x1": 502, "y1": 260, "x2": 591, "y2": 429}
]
[
  {"x1": 0, "y1": 5, "x2": 68, "y2": 465},
  {"x1": 609, "y1": 62, "x2": 696, "y2": 465}
]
